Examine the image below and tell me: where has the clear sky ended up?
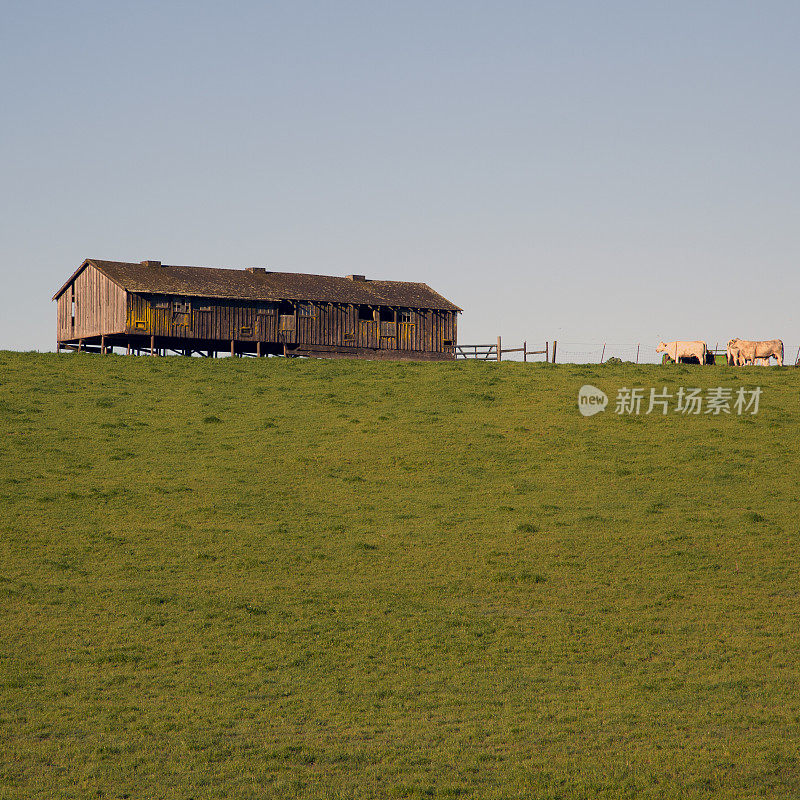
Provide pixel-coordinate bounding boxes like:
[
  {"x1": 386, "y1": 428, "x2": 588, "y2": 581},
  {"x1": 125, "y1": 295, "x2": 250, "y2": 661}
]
[{"x1": 2, "y1": 1, "x2": 798, "y2": 361}]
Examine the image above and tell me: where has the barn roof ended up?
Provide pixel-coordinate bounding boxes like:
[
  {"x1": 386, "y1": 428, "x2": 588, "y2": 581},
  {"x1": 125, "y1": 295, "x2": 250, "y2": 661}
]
[{"x1": 53, "y1": 260, "x2": 461, "y2": 311}]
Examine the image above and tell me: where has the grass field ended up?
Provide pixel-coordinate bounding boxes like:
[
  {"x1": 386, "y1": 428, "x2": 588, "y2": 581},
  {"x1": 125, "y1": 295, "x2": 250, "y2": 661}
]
[{"x1": 1, "y1": 351, "x2": 798, "y2": 799}]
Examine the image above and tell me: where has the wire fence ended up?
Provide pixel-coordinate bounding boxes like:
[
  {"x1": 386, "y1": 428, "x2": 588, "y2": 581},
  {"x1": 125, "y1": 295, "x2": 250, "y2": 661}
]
[{"x1": 463, "y1": 339, "x2": 800, "y2": 366}]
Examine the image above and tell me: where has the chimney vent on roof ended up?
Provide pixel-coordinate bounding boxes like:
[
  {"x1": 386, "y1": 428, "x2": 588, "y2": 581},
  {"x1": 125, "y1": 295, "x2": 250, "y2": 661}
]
[
  {"x1": 141, "y1": 260, "x2": 162, "y2": 268},
  {"x1": 346, "y1": 274, "x2": 366, "y2": 281},
  {"x1": 245, "y1": 267, "x2": 267, "y2": 274}
]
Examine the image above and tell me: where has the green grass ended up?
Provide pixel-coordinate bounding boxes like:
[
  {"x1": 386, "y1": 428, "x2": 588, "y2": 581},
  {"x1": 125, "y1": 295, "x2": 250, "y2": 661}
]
[{"x1": 0, "y1": 351, "x2": 798, "y2": 799}]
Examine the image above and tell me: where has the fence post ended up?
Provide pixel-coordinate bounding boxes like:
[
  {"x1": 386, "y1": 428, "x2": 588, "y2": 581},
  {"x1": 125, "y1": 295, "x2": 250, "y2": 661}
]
[
  {"x1": 523, "y1": 340, "x2": 527, "y2": 363},
  {"x1": 600, "y1": 343, "x2": 606, "y2": 364},
  {"x1": 497, "y1": 336, "x2": 502, "y2": 362},
  {"x1": 552, "y1": 340, "x2": 557, "y2": 363},
  {"x1": 545, "y1": 341, "x2": 549, "y2": 362},
  {"x1": 636, "y1": 344, "x2": 640, "y2": 364}
]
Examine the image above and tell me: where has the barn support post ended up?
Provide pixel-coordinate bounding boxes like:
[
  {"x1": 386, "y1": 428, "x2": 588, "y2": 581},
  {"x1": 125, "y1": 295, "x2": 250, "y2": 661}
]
[
  {"x1": 230, "y1": 340, "x2": 235, "y2": 357},
  {"x1": 56, "y1": 343, "x2": 61, "y2": 354},
  {"x1": 256, "y1": 341, "x2": 261, "y2": 358},
  {"x1": 552, "y1": 340, "x2": 557, "y2": 363},
  {"x1": 78, "y1": 339, "x2": 84, "y2": 352},
  {"x1": 497, "y1": 336, "x2": 502, "y2": 362},
  {"x1": 150, "y1": 335, "x2": 155, "y2": 356},
  {"x1": 100, "y1": 335, "x2": 106, "y2": 354},
  {"x1": 126, "y1": 340, "x2": 130, "y2": 356}
]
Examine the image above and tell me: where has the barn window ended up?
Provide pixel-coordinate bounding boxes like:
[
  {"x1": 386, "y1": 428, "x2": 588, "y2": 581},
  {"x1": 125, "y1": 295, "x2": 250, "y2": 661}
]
[
  {"x1": 358, "y1": 305, "x2": 375, "y2": 322},
  {"x1": 172, "y1": 299, "x2": 190, "y2": 313},
  {"x1": 240, "y1": 326, "x2": 252, "y2": 336},
  {"x1": 399, "y1": 309, "x2": 413, "y2": 323},
  {"x1": 154, "y1": 300, "x2": 170, "y2": 309},
  {"x1": 379, "y1": 307, "x2": 394, "y2": 322},
  {"x1": 443, "y1": 339, "x2": 453, "y2": 346},
  {"x1": 298, "y1": 302, "x2": 314, "y2": 317}
]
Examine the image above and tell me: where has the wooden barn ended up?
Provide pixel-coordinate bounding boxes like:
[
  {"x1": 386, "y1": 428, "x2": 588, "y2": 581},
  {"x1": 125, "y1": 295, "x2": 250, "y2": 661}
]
[{"x1": 53, "y1": 259, "x2": 461, "y2": 360}]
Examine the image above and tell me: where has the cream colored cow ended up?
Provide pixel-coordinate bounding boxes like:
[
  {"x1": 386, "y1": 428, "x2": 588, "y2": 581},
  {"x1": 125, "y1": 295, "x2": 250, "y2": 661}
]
[
  {"x1": 726, "y1": 339, "x2": 740, "y2": 365},
  {"x1": 728, "y1": 338, "x2": 783, "y2": 366},
  {"x1": 657, "y1": 340, "x2": 708, "y2": 364}
]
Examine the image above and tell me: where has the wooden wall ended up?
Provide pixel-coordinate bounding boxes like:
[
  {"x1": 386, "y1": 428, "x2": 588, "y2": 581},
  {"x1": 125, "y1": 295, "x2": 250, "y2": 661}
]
[
  {"x1": 57, "y1": 265, "x2": 127, "y2": 341},
  {"x1": 125, "y1": 294, "x2": 457, "y2": 354}
]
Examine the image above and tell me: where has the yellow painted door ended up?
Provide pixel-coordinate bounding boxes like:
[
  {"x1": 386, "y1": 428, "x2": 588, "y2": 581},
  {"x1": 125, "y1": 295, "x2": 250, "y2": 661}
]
[{"x1": 128, "y1": 303, "x2": 152, "y2": 333}]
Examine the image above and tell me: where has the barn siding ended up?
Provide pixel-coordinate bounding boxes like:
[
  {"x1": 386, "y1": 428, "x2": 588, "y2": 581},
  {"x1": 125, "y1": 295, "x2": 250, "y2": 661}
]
[
  {"x1": 125, "y1": 295, "x2": 286, "y2": 343},
  {"x1": 56, "y1": 291, "x2": 72, "y2": 342},
  {"x1": 47, "y1": 288, "x2": 458, "y2": 358},
  {"x1": 58, "y1": 265, "x2": 126, "y2": 340}
]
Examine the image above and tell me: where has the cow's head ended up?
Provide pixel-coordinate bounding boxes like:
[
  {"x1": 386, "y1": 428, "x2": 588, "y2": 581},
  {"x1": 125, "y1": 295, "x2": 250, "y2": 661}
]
[
  {"x1": 727, "y1": 338, "x2": 740, "y2": 347},
  {"x1": 655, "y1": 342, "x2": 667, "y2": 353}
]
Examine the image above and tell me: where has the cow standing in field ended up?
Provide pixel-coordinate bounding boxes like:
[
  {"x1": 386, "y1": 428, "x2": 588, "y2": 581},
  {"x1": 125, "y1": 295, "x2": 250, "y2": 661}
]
[
  {"x1": 727, "y1": 338, "x2": 783, "y2": 366},
  {"x1": 657, "y1": 340, "x2": 708, "y2": 364},
  {"x1": 726, "y1": 340, "x2": 739, "y2": 365}
]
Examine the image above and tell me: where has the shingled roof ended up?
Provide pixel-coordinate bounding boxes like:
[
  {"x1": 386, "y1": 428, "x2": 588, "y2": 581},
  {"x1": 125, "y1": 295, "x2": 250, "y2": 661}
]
[{"x1": 53, "y1": 260, "x2": 461, "y2": 311}]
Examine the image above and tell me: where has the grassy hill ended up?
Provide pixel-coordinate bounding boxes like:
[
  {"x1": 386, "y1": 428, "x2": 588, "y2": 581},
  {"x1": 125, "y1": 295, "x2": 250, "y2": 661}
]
[{"x1": 1, "y1": 351, "x2": 798, "y2": 799}]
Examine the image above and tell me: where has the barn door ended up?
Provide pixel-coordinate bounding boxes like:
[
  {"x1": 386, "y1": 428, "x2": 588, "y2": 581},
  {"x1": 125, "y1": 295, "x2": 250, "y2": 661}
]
[
  {"x1": 399, "y1": 322, "x2": 415, "y2": 350},
  {"x1": 129, "y1": 303, "x2": 152, "y2": 333},
  {"x1": 257, "y1": 312, "x2": 274, "y2": 342},
  {"x1": 279, "y1": 314, "x2": 295, "y2": 344},
  {"x1": 152, "y1": 303, "x2": 169, "y2": 336}
]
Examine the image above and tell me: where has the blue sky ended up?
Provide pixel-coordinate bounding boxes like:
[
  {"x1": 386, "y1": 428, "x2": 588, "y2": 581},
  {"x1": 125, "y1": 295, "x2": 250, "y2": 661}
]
[{"x1": 2, "y1": 1, "x2": 798, "y2": 361}]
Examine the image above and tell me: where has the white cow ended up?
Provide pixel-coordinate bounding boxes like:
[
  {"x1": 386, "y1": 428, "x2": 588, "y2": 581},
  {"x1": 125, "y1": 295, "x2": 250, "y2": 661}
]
[
  {"x1": 728, "y1": 338, "x2": 783, "y2": 367},
  {"x1": 726, "y1": 339, "x2": 739, "y2": 366},
  {"x1": 657, "y1": 340, "x2": 708, "y2": 364}
]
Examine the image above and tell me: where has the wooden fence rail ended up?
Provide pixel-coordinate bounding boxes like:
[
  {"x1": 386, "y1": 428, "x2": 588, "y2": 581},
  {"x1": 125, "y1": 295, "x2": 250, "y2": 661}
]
[
  {"x1": 455, "y1": 343, "x2": 498, "y2": 360},
  {"x1": 456, "y1": 337, "x2": 556, "y2": 363}
]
